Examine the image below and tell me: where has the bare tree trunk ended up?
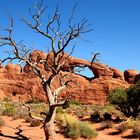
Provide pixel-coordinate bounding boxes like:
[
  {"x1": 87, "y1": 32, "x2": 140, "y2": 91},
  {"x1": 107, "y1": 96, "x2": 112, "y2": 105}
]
[{"x1": 43, "y1": 107, "x2": 56, "y2": 140}]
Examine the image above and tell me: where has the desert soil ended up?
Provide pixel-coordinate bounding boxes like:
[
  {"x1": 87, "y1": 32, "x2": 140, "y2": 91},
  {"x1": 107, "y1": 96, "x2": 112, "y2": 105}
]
[{"x1": 0, "y1": 116, "x2": 139, "y2": 140}]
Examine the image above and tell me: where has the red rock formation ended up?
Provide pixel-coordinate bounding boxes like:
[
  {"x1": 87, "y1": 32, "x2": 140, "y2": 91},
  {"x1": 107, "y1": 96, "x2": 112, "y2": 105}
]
[
  {"x1": 29, "y1": 50, "x2": 47, "y2": 62},
  {"x1": 61, "y1": 75, "x2": 129, "y2": 104},
  {"x1": 5, "y1": 64, "x2": 21, "y2": 74},
  {"x1": 124, "y1": 70, "x2": 139, "y2": 84},
  {"x1": 90, "y1": 63, "x2": 113, "y2": 78},
  {"x1": 134, "y1": 74, "x2": 140, "y2": 83},
  {"x1": 0, "y1": 50, "x2": 133, "y2": 104},
  {"x1": 110, "y1": 67, "x2": 124, "y2": 80}
]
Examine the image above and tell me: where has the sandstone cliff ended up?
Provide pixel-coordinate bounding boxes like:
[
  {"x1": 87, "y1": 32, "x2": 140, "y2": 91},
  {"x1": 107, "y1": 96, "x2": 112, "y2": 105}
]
[{"x1": 0, "y1": 50, "x2": 139, "y2": 104}]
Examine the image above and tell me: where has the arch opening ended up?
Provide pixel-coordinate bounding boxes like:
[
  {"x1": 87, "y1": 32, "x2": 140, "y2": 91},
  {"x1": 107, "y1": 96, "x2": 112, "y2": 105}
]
[{"x1": 74, "y1": 66, "x2": 94, "y2": 79}]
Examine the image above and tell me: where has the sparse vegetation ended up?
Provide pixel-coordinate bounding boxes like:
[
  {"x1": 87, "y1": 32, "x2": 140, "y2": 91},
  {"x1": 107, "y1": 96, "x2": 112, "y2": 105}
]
[
  {"x1": 133, "y1": 120, "x2": 140, "y2": 137},
  {"x1": 90, "y1": 110, "x2": 101, "y2": 122},
  {"x1": 116, "y1": 122, "x2": 128, "y2": 133},
  {"x1": 56, "y1": 113, "x2": 98, "y2": 139},
  {"x1": 1, "y1": 99, "x2": 139, "y2": 139},
  {"x1": 98, "y1": 121, "x2": 113, "y2": 130},
  {"x1": 103, "y1": 112, "x2": 112, "y2": 121},
  {"x1": 0, "y1": 0, "x2": 93, "y2": 138},
  {"x1": 116, "y1": 117, "x2": 139, "y2": 133},
  {"x1": 2, "y1": 103, "x2": 16, "y2": 116},
  {"x1": 2, "y1": 97, "x2": 11, "y2": 102},
  {"x1": 29, "y1": 118, "x2": 42, "y2": 127},
  {"x1": 56, "y1": 107, "x2": 65, "y2": 114},
  {"x1": 65, "y1": 99, "x2": 81, "y2": 108}
]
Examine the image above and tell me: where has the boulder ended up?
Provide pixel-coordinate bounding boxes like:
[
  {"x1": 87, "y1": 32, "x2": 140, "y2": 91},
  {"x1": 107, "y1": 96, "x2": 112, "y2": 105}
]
[
  {"x1": 23, "y1": 50, "x2": 47, "y2": 73},
  {"x1": 89, "y1": 63, "x2": 113, "y2": 78},
  {"x1": 29, "y1": 50, "x2": 47, "y2": 62},
  {"x1": 5, "y1": 64, "x2": 21, "y2": 74},
  {"x1": 110, "y1": 67, "x2": 124, "y2": 80},
  {"x1": 124, "y1": 70, "x2": 139, "y2": 83},
  {"x1": 134, "y1": 74, "x2": 140, "y2": 83}
]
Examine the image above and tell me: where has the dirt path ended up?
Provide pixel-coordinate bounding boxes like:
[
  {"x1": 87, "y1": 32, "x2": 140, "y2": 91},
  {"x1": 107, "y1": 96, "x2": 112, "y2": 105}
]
[{"x1": 0, "y1": 116, "x2": 139, "y2": 140}]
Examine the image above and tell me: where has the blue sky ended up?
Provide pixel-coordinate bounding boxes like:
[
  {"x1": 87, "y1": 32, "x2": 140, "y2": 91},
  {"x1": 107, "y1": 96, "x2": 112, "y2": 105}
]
[{"x1": 0, "y1": 0, "x2": 140, "y2": 76}]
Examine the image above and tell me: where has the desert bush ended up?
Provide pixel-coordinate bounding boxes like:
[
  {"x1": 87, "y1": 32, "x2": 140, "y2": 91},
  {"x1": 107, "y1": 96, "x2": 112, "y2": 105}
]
[
  {"x1": 24, "y1": 116, "x2": 41, "y2": 127},
  {"x1": 108, "y1": 84, "x2": 140, "y2": 118},
  {"x1": 2, "y1": 97, "x2": 11, "y2": 102},
  {"x1": 126, "y1": 117, "x2": 136, "y2": 128},
  {"x1": 13, "y1": 109, "x2": 28, "y2": 120},
  {"x1": 103, "y1": 112, "x2": 112, "y2": 121},
  {"x1": 64, "y1": 99, "x2": 81, "y2": 109},
  {"x1": 0, "y1": 106, "x2": 5, "y2": 116},
  {"x1": 113, "y1": 116, "x2": 123, "y2": 123},
  {"x1": 89, "y1": 104, "x2": 121, "y2": 118},
  {"x1": 56, "y1": 113, "x2": 97, "y2": 139},
  {"x1": 30, "y1": 119, "x2": 41, "y2": 127},
  {"x1": 98, "y1": 121, "x2": 113, "y2": 131},
  {"x1": 133, "y1": 121, "x2": 140, "y2": 137},
  {"x1": 90, "y1": 111, "x2": 100, "y2": 122},
  {"x1": 25, "y1": 99, "x2": 44, "y2": 104},
  {"x1": 116, "y1": 117, "x2": 136, "y2": 133},
  {"x1": 0, "y1": 117, "x2": 5, "y2": 127},
  {"x1": 56, "y1": 107, "x2": 65, "y2": 114},
  {"x1": 65, "y1": 120, "x2": 81, "y2": 139},
  {"x1": 126, "y1": 82, "x2": 140, "y2": 117},
  {"x1": 24, "y1": 116, "x2": 32, "y2": 123},
  {"x1": 116, "y1": 122, "x2": 128, "y2": 132},
  {"x1": 78, "y1": 121, "x2": 98, "y2": 138},
  {"x1": 2, "y1": 103, "x2": 16, "y2": 116},
  {"x1": 67, "y1": 99, "x2": 81, "y2": 106}
]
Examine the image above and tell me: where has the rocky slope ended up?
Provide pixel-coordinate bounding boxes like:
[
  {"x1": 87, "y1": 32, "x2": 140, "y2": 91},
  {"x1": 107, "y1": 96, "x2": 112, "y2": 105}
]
[{"x1": 0, "y1": 50, "x2": 139, "y2": 104}]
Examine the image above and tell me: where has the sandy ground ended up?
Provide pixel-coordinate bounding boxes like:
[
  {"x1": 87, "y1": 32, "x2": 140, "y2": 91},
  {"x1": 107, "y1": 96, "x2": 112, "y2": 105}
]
[{"x1": 0, "y1": 116, "x2": 139, "y2": 140}]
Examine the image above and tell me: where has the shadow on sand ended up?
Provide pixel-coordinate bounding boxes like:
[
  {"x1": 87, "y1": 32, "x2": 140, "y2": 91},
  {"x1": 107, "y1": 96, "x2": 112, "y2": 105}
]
[{"x1": 0, "y1": 125, "x2": 29, "y2": 140}]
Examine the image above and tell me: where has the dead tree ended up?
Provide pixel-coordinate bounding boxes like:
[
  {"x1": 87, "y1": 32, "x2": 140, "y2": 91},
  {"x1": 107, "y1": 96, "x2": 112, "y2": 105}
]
[{"x1": 0, "y1": 1, "x2": 92, "y2": 140}]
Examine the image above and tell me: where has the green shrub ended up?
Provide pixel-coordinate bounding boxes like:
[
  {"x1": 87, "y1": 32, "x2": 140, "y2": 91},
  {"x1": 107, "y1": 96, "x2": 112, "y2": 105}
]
[
  {"x1": 65, "y1": 121, "x2": 81, "y2": 139},
  {"x1": 30, "y1": 119, "x2": 41, "y2": 127},
  {"x1": 56, "y1": 107, "x2": 65, "y2": 114},
  {"x1": 64, "y1": 99, "x2": 81, "y2": 109},
  {"x1": 103, "y1": 112, "x2": 112, "y2": 121},
  {"x1": 0, "y1": 117, "x2": 5, "y2": 127},
  {"x1": 126, "y1": 117, "x2": 136, "y2": 129},
  {"x1": 90, "y1": 111, "x2": 100, "y2": 122},
  {"x1": 78, "y1": 122, "x2": 98, "y2": 138},
  {"x1": 116, "y1": 117, "x2": 136, "y2": 133},
  {"x1": 56, "y1": 113, "x2": 97, "y2": 139},
  {"x1": 108, "y1": 84, "x2": 140, "y2": 118},
  {"x1": 2, "y1": 103, "x2": 16, "y2": 116},
  {"x1": 2, "y1": 97, "x2": 11, "y2": 102}
]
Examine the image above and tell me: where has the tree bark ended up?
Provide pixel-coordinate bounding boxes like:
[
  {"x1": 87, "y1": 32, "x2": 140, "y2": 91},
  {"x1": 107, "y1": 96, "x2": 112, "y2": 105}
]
[{"x1": 43, "y1": 106, "x2": 56, "y2": 140}]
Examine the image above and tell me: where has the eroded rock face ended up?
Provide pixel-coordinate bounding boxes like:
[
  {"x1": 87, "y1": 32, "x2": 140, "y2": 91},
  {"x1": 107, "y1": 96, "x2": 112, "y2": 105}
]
[
  {"x1": 110, "y1": 67, "x2": 124, "y2": 80},
  {"x1": 90, "y1": 63, "x2": 113, "y2": 78},
  {"x1": 124, "y1": 70, "x2": 139, "y2": 84},
  {"x1": 61, "y1": 75, "x2": 129, "y2": 104},
  {"x1": 5, "y1": 64, "x2": 21, "y2": 74},
  {"x1": 29, "y1": 50, "x2": 47, "y2": 62},
  {"x1": 0, "y1": 50, "x2": 136, "y2": 104},
  {"x1": 134, "y1": 74, "x2": 140, "y2": 83}
]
